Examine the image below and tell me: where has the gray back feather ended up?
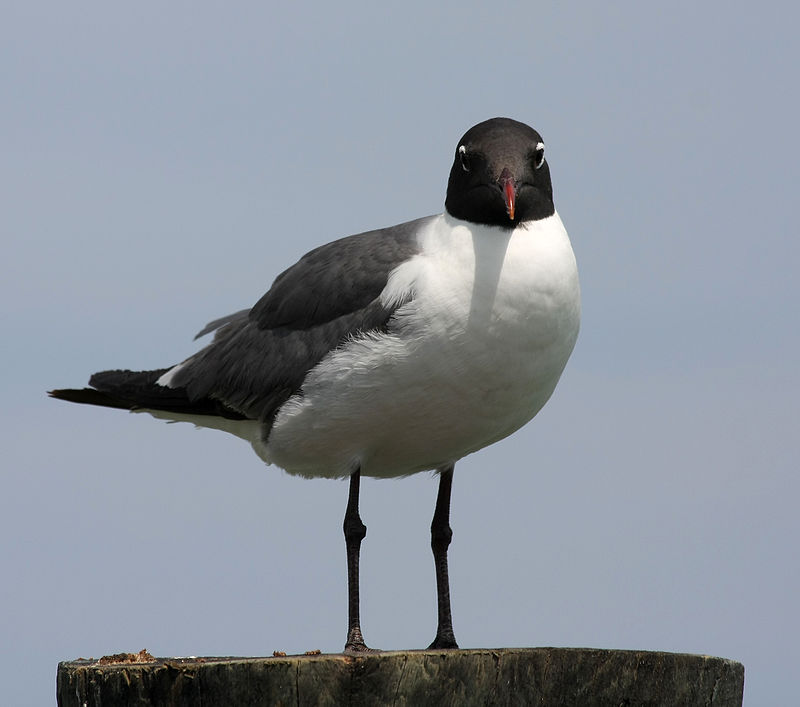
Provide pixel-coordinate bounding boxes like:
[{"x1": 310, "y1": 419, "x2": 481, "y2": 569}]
[{"x1": 170, "y1": 216, "x2": 430, "y2": 422}]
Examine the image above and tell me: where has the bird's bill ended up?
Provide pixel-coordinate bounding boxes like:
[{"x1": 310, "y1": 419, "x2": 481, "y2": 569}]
[{"x1": 503, "y1": 179, "x2": 516, "y2": 221}]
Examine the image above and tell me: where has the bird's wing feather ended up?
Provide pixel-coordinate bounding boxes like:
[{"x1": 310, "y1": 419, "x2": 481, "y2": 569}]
[{"x1": 170, "y1": 216, "x2": 429, "y2": 421}]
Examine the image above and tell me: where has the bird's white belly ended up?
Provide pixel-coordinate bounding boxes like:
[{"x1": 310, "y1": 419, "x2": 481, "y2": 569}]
[{"x1": 261, "y1": 213, "x2": 580, "y2": 479}]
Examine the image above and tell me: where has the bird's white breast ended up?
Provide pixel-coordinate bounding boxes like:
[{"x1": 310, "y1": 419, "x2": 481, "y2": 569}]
[{"x1": 261, "y1": 212, "x2": 580, "y2": 478}]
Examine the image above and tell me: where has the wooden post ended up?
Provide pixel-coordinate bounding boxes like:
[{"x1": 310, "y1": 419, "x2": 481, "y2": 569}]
[{"x1": 57, "y1": 647, "x2": 744, "y2": 706}]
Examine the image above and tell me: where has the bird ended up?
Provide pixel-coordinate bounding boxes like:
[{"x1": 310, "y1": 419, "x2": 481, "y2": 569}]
[{"x1": 50, "y1": 117, "x2": 581, "y2": 652}]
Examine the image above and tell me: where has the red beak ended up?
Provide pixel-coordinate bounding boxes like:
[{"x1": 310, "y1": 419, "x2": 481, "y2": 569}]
[
  {"x1": 498, "y1": 168, "x2": 516, "y2": 221},
  {"x1": 503, "y1": 180, "x2": 516, "y2": 221}
]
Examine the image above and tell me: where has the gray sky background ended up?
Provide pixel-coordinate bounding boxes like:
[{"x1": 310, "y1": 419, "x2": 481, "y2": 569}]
[{"x1": 2, "y1": 2, "x2": 798, "y2": 704}]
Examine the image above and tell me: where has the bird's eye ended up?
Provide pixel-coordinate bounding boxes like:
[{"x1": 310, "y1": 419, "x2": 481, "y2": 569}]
[
  {"x1": 458, "y1": 145, "x2": 470, "y2": 172},
  {"x1": 533, "y1": 142, "x2": 545, "y2": 170}
]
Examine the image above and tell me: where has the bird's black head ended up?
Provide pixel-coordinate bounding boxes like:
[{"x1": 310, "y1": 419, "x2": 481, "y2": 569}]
[{"x1": 445, "y1": 117, "x2": 555, "y2": 228}]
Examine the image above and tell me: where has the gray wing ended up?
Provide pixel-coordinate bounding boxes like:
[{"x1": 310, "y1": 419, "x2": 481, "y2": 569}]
[
  {"x1": 170, "y1": 216, "x2": 430, "y2": 421},
  {"x1": 193, "y1": 309, "x2": 249, "y2": 340}
]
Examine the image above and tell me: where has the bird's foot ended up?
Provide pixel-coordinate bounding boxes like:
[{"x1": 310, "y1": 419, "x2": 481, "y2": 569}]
[
  {"x1": 428, "y1": 632, "x2": 459, "y2": 650},
  {"x1": 344, "y1": 627, "x2": 379, "y2": 654},
  {"x1": 344, "y1": 641, "x2": 380, "y2": 654}
]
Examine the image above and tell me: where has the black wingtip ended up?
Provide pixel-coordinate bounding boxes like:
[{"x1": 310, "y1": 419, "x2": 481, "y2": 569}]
[
  {"x1": 48, "y1": 387, "x2": 135, "y2": 411},
  {"x1": 49, "y1": 374, "x2": 249, "y2": 421}
]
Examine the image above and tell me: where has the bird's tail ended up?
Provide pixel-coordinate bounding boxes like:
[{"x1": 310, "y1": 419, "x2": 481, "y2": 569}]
[{"x1": 49, "y1": 368, "x2": 246, "y2": 420}]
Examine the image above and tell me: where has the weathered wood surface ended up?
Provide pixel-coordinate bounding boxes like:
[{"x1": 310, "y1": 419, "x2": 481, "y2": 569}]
[{"x1": 57, "y1": 647, "x2": 744, "y2": 706}]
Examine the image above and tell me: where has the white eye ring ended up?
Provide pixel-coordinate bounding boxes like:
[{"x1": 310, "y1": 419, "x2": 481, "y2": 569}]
[
  {"x1": 533, "y1": 142, "x2": 545, "y2": 169},
  {"x1": 458, "y1": 145, "x2": 470, "y2": 172}
]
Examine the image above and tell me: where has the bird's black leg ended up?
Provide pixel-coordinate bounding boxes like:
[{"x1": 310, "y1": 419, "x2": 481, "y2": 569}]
[
  {"x1": 343, "y1": 467, "x2": 371, "y2": 652},
  {"x1": 428, "y1": 464, "x2": 459, "y2": 649}
]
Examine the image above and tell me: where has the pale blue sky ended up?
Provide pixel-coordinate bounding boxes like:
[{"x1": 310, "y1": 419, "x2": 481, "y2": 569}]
[{"x1": 2, "y1": 2, "x2": 798, "y2": 704}]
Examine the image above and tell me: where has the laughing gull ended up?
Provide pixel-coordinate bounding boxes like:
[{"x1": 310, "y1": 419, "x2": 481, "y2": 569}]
[{"x1": 50, "y1": 117, "x2": 581, "y2": 652}]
